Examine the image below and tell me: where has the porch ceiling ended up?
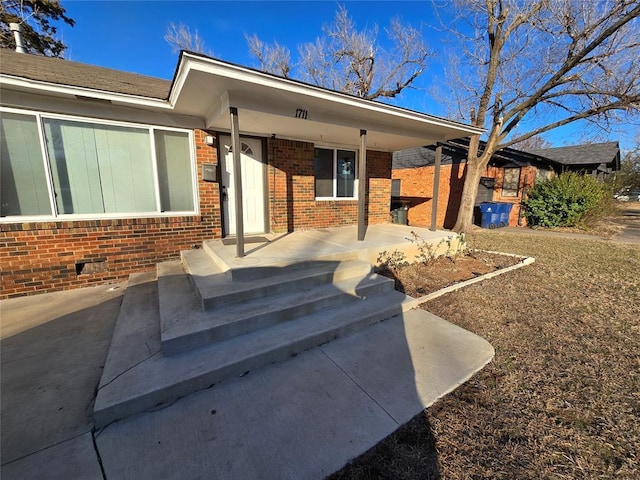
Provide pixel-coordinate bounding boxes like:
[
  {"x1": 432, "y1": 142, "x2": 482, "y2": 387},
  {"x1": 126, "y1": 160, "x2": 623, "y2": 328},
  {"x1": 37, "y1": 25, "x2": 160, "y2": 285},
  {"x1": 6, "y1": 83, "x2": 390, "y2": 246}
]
[{"x1": 171, "y1": 53, "x2": 484, "y2": 151}]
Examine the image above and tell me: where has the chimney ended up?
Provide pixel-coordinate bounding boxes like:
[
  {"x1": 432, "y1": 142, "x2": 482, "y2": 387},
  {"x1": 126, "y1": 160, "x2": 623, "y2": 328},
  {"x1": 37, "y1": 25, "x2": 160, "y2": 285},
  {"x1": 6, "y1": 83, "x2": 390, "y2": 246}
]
[{"x1": 10, "y1": 23, "x2": 27, "y2": 54}]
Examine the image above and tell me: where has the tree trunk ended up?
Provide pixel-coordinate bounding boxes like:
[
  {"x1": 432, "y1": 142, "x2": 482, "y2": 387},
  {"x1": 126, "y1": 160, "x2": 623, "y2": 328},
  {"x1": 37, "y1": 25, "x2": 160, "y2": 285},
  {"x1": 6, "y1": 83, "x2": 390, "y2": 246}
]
[
  {"x1": 452, "y1": 134, "x2": 499, "y2": 233},
  {"x1": 452, "y1": 158, "x2": 483, "y2": 233}
]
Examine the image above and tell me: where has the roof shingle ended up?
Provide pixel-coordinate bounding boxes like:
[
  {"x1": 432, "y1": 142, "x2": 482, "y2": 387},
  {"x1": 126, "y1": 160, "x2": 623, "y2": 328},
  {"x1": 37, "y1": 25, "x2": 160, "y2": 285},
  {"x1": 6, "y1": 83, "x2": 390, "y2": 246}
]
[
  {"x1": 527, "y1": 142, "x2": 620, "y2": 166},
  {"x1": 0, "y1": 48, "x2": 170, "y2": 99}
]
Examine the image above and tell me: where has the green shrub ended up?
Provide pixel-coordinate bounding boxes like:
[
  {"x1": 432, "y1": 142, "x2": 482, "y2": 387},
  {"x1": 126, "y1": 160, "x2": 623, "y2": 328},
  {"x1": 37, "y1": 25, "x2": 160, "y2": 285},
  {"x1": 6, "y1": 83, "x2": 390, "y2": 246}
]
[{"x1": 523, "y1": 172, "x2": 611, "y2": 228}]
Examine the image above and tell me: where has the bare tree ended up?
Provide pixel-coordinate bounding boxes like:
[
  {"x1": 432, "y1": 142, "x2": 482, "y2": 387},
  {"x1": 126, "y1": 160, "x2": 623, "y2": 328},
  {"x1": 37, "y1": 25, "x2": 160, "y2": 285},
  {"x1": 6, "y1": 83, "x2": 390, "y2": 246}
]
[
  {"x1": 614, "y1": 132, "x2": 640, "y2": 190},
  {"x1": 438, "y1": 0, "x2": 640, "y2": 232},
  {"x1": 164, "y1": 22, "x2": 212, "y2": 56},
  {"x1": 511, "y1": 135, "x2": 553, "y2": 151},
  {"x1": 248, "y1": 5, "x2": 430, "y2": 100},
  {"x1": 245, "y1": 33, "x2": 290, "y2": 77}
]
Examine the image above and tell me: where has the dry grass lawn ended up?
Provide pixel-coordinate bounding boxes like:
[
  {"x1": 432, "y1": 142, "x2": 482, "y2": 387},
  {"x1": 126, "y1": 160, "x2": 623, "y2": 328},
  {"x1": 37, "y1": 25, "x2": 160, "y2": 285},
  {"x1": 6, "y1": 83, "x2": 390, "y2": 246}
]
[{"x1": 330, "y1": 230, "x2": 639, "y2": 480}]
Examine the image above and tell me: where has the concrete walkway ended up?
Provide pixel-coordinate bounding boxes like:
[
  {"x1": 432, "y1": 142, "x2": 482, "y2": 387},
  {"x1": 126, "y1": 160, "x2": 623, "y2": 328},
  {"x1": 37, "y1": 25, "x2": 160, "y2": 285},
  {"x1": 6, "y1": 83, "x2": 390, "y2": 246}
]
[
  {"x1": 1, "y1": 277, "x2": 493, "y2": 479},
  {"x1": 611, "y1": 204, "x2": 640, "y2": 244},
  {"x1": 1, "y1": 284, "x2": 125, "y2": 479}
]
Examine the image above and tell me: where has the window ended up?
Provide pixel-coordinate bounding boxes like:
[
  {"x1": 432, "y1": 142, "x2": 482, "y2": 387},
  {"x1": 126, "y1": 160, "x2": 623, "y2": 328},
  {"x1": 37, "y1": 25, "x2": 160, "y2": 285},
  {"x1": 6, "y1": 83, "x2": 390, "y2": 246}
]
[
  {"x1": 314, "y1": 147, "x2": 357, "y2": 199},
  {"x1": 1, "y1": 112, "x2": 52, "y2": 216},
  {"x1": 535, "y1": 167, "x2": 553, "y2": 184},
  {"x1": 0, "y1": 109, "x2": 196, "y2": 219},
  {"x1": 44, "y1": 118, "x2": 156, "y2": 214},
  {"x1": 502, "y1": 167, "x2": 521, "y2": 197},
  {"x1": 241, "y1": 142, "x2": 253, "y2": 155},
  {"x1": 155, "y1": 130, "x2": 194, "y2": 212},
  {"x1": 391, "y1": 179, "x2": 401, "y2": 197}
]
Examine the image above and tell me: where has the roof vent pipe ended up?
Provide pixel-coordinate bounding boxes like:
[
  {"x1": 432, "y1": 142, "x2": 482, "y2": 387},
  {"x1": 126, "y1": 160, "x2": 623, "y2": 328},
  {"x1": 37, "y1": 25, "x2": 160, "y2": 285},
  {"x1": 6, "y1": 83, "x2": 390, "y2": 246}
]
[{"x1": 10, "y1": 23, "x2": 27, "y2": 54}]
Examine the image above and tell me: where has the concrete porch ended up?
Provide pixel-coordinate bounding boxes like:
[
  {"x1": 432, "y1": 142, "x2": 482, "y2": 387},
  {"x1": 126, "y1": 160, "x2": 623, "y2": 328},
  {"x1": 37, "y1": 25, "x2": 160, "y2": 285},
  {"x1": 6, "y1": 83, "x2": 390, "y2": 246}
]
[
  {"x1": 2, "y1": 223, "x2": 495, "y2": 480},
  {"x1": 91, "y1": 223, "x2": 467, "y2": 428},
  {"x1": 208, "y1": 223, "x2": 463, "y2": 274}
]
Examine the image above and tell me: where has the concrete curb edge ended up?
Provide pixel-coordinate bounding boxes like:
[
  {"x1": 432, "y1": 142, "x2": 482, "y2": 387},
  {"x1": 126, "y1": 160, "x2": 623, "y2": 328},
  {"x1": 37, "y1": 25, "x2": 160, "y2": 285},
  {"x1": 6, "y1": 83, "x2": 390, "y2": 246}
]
[{"x1": 412, "y1": 250, "x2": 535, "y2": 305}]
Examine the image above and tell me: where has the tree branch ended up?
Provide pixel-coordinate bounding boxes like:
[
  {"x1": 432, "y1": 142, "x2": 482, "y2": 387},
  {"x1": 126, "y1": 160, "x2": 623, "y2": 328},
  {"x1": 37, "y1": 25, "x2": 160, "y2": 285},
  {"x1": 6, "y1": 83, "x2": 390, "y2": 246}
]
[
  {"x1": 502, "y1": 2, "x2": 640, "y2": 133},
  {"x1": 501, "y1": 97, "x2": 640, "y2": 148}
]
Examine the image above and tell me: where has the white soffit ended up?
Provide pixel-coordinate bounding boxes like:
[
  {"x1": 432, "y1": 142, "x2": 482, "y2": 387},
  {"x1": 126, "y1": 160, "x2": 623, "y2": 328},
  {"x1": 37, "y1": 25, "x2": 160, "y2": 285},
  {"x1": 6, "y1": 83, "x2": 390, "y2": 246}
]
[{"x1": 171, "y1": 53, "x2": 484, "y2": 151}]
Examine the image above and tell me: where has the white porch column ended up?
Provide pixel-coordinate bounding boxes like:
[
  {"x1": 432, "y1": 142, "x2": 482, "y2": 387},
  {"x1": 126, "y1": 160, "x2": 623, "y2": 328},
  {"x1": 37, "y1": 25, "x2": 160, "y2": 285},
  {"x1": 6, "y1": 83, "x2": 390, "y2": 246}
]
[
  {"x1": 358, "y1": 129, "x2": 367, "y2": 241},
  {"x1": 230, "y1": 107, "x2": 245, "y2": 257},
  {"x1": 430, "y1": 144, "x2": 442, "y2": 232}
]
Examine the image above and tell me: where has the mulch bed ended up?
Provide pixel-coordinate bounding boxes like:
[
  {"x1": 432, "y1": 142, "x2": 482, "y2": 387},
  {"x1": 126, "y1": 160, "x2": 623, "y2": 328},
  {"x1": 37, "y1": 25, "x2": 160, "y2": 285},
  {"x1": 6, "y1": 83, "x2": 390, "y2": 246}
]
[{"x1": 376, "y1": 251, "x2": 523, "y2": 298}]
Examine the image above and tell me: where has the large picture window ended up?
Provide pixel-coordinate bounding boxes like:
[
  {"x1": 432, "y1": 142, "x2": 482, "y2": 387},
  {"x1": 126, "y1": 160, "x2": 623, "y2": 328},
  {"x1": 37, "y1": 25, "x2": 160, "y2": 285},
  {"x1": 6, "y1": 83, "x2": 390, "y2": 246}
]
[
  {"x1": 314, "y1": 147, "x2": 357, "y2": 199},
  {"x1": 0, "y1": 109, "x2": 197, "y2": 219}
]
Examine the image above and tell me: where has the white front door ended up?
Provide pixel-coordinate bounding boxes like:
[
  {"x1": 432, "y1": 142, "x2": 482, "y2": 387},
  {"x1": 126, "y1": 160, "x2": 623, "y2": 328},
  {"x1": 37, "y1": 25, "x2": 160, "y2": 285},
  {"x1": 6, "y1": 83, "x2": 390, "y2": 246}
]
[{"x1": 220, "y1": 135, "x2": 266, "y2": 235}]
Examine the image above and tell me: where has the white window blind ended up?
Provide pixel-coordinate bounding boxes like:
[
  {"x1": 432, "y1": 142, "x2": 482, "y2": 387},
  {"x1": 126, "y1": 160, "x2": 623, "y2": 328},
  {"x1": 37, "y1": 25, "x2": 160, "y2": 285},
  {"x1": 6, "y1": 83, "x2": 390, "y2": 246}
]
[
  {"x1": 155, "y1": 130, "x2": 193, "y2": 212},
  {"x1": 0, "y1": 112, "x2": 52, "y2": 216},
  {"x1": 44, "y1": 119, "x2": 156, "y2": 214}
]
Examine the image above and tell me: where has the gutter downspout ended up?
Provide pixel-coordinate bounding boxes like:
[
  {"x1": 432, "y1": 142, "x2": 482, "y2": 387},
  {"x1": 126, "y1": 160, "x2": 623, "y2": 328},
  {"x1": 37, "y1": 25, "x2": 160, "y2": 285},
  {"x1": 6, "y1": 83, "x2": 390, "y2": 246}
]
[
  {"x1": 430, "y1": 144, "x2": 443, "y2": 231},
  {"x1": 357, "y1": 129, "x2": 367, "y2": 241},
  {"x1": 518, "y1": 174, "x2": 529, "y2": 227}
]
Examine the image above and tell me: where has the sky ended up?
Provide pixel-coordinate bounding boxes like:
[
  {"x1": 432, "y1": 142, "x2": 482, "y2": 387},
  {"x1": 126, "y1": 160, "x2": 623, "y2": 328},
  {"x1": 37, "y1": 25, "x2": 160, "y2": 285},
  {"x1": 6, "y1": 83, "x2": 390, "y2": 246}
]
[{"x1": 47, "y1": 1, "x2": 637, "y2": 151}]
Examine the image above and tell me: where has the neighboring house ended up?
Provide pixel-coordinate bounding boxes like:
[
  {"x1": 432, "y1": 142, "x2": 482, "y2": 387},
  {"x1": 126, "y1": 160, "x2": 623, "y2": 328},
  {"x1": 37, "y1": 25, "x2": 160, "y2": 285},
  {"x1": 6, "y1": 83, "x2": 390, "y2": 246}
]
[
  {"x1": 0, "y1": 48, "x2": 482, "y2": 298},
  {"x1": 392, "y1": 138, "x2": 619, "y2": 229},
  {"x1": 527, "y1": 142, "x2": 621, "y2": 181}
]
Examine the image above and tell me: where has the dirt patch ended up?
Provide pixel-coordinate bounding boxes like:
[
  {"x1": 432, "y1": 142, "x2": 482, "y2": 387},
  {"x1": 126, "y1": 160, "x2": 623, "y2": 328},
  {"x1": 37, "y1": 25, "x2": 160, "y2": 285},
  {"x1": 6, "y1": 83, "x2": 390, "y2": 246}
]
[{"x1": 377, "y1": 250, "x2": 523, "y2": 298}]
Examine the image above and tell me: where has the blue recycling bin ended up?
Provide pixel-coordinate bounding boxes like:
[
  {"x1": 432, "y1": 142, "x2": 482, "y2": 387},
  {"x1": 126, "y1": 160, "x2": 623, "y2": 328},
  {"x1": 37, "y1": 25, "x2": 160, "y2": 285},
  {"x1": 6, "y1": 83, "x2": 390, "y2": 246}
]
[
  {"x1": 479, "y1": 202, "x2": 501, "y2": 229},
  {"x1": 496, "y1": 202, "x2": 514, "y2": 227}
]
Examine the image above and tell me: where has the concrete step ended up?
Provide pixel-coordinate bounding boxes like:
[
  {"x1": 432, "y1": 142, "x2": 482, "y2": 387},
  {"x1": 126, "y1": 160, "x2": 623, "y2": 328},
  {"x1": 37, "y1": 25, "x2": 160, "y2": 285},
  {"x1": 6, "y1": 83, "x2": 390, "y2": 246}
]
[
  {"x1": 181, "y1": 249, "x2": 372, "y2": 311},
  {"x1": 94, "y1": 273, "x2": 418, "y2": 428},
  {"x1": 202, "y1": 239, "x2": 365, "y2": 281},
  {"x1": 159, "y1": 260, "x2": 393, "y2": 356}
]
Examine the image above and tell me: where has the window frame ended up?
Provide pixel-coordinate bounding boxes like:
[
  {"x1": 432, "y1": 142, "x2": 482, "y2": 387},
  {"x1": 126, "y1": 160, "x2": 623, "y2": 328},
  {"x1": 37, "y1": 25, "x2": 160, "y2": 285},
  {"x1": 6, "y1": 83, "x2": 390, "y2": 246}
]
[
  {"x1": 313, "y1": 146, "x2": 358, "y2": 201},
  {"x1": 501, "y1": 167, "x2": 521, "y2": 197},
  {"x1": 0, "y1": 107, "x2": 199, "y2": 222},
  {"x1": 535, "y1": 167, "x2": 554, "y2": 184}
]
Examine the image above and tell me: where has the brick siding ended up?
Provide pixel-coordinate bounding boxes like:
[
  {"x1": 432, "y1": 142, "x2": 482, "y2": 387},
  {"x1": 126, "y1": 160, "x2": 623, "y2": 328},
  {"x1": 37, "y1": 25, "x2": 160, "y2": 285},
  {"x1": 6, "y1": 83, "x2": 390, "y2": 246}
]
[
  {"x1": 487, "y1": 165, "x2": 536, "y2": 227},
  {"x1": 1, "y1": 132, "x2": 393, "y2": 298},
  {"x1": 267, "y1": 137, "x2": 392, "y2": 232},
  {"x1": 392, "y1": 163, "x2": 464, "y2": 229},
  {"x1": 392, "y1": 163, "x2": 536, "y2": 229}
]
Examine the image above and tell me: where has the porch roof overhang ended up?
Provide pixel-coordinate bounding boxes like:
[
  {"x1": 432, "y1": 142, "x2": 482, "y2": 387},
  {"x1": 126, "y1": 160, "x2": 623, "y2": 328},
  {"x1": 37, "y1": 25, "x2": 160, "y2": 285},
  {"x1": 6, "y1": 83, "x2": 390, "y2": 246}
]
[
  {"x1": 0, "y1": 50, "x2": 484, "y2": 149},
  {"x1": 170, "y1": 52, "x2": 484, "y2": 151}
]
